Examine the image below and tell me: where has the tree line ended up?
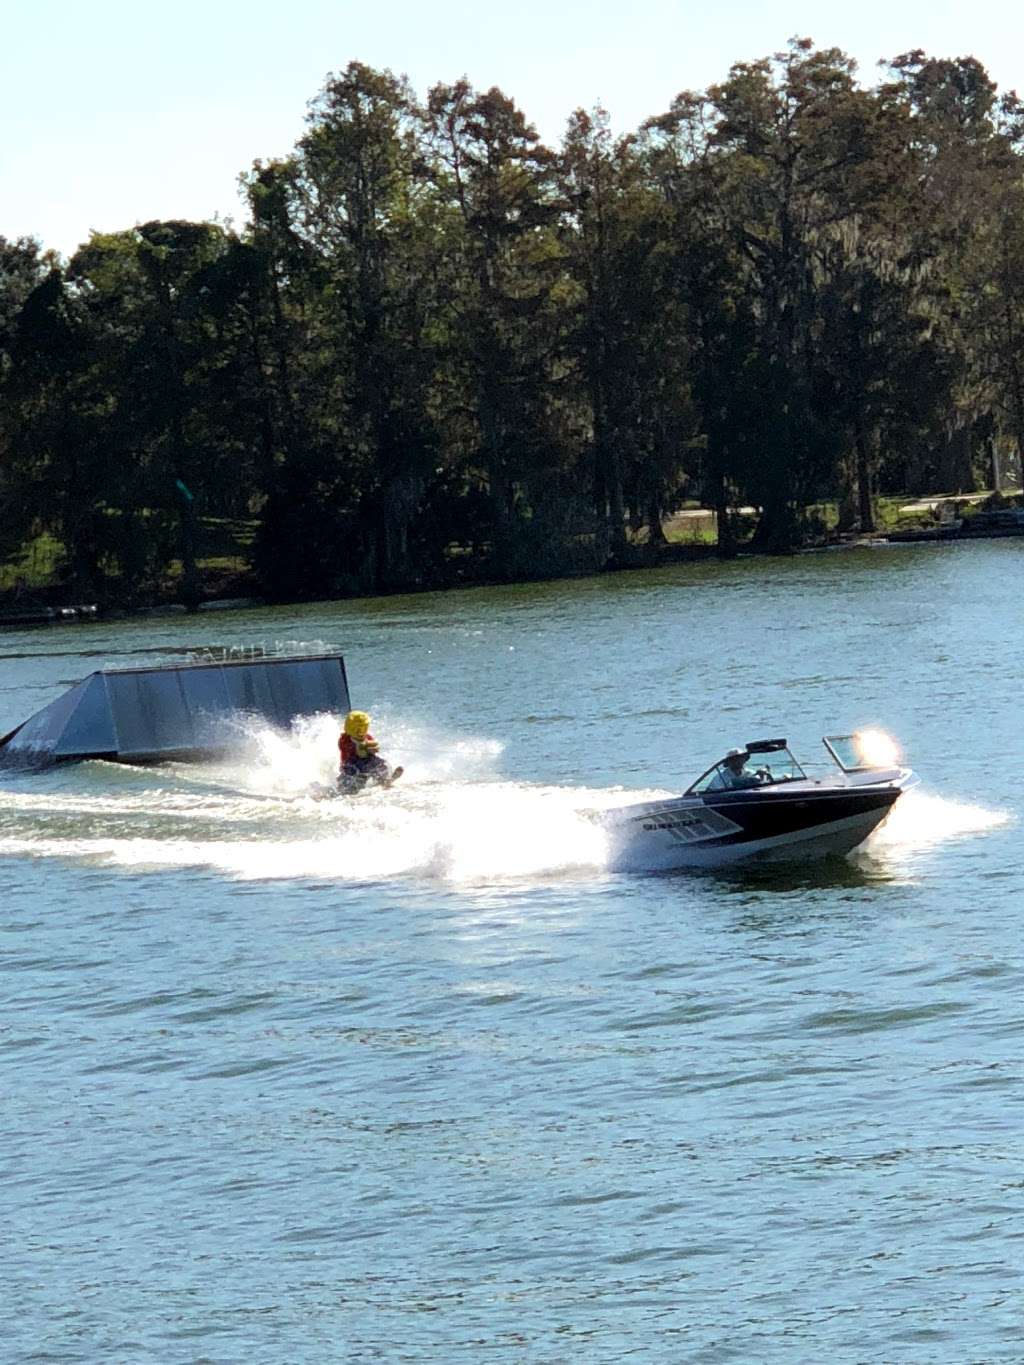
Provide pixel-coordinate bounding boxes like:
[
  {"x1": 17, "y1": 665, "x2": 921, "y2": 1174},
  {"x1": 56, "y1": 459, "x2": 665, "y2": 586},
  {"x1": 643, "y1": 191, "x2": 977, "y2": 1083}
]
[{"x1": 2, "y1": 40, "x2": 1023, "y2": 604}]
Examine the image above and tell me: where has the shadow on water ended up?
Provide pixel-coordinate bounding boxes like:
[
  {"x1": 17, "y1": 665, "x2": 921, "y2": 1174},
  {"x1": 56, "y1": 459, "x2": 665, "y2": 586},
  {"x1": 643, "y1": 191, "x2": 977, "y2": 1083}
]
[
  {"x1": 676, "y1": 854, "x2": 915, "y2": 942},
  {"x1": 657, "y1": 853, "x2": 903, "y2": 895}
]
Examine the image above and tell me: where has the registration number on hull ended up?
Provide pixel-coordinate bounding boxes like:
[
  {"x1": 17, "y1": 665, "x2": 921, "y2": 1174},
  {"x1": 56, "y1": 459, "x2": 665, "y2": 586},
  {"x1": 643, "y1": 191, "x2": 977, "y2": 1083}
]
[{"x1": 633, "y1": 805, "x2": 742, "y2": 844}]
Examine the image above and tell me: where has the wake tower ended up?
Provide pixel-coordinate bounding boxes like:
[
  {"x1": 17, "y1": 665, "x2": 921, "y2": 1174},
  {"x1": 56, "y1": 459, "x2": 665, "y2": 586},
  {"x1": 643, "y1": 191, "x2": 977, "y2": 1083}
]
[{"x1": 0, "y1": 652, "x2": 350, "y2": 765}]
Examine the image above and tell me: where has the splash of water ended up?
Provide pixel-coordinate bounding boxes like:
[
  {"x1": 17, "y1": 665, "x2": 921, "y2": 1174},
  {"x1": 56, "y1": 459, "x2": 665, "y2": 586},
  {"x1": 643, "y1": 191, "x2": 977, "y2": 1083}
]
[
  {"x1": 863, "y1": 787, "x2": 1011, "y2": 853},
  {"x1": 206, "y1": 713, "x2": 508, "y2": 799},
  {"x1": 0, "y1": 716, "x2": 643, "y2": 885},
  {"x1": 0, "y1": 716, "x2": 1009, "y2": 885}
]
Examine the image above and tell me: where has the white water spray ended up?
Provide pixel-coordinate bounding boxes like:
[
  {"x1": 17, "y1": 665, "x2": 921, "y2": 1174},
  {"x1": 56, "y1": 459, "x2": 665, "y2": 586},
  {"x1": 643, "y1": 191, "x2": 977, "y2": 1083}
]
[
  {"x1": 0, "y1": 716, "x2": 644, "y2": 885},
  {"x1": 0, "y1": 717, "x2": 1010, "y2": 885},
  {"x1": 863, "y1": 786, "x2": 1011, "y2": 854}
]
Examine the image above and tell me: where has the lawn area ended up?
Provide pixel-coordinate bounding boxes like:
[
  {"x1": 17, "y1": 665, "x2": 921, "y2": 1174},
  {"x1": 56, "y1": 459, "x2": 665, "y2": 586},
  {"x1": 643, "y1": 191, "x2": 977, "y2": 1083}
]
[
  {"x1": 661, "y1": 505, "x2": 720, "y2": 545},
  {"x1": 0, "y1": 518, "x2": 257, "y2": 602},
  {"x1": 661, "y1": 491, "x2": 1015, "y2": 546}
]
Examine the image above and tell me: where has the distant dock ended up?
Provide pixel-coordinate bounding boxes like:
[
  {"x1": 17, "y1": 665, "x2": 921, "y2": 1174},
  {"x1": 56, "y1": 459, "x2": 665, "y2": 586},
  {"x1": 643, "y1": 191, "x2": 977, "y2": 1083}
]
[{"x1": 0, "y1": 604, "x2": 99, "y2": 628}]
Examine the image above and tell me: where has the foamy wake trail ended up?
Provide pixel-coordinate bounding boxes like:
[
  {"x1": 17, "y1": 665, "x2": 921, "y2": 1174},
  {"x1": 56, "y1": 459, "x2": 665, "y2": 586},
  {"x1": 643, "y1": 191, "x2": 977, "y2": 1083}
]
[
  {"x1": 2, "y1": 716, "x2": 1006, "y2": 884},
  {"x1": 0, "y1": 785, "x2": 629, "y2": 884},
  {"x1": 0, "y1": 716, "x2": 661, "y2": 885}
]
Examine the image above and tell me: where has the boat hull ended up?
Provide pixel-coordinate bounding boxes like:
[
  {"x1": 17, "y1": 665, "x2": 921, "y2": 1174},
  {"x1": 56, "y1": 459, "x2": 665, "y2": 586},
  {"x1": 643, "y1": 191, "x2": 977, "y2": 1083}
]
[{"x1": 605, "y1": 784, "x2": 902, "y2": 872}]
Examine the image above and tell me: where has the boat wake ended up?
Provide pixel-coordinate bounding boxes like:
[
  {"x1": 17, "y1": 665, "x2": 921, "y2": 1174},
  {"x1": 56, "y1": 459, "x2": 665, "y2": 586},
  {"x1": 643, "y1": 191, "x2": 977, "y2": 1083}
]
[
  {"x1": 0, "y1": 718, "x2": 1009, "y2": 886},
  {"x1": 0, "y1": 716, "x2": 650, "y2": 885},
  {"x1": 859, "y1": 787, "x2": 1011, "y2": 855}
]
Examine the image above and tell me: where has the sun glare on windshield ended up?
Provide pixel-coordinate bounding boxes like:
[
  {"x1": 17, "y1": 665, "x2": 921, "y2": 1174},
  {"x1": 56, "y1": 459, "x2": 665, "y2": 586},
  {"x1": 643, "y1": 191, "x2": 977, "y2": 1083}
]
[{"x1": 854, "y1": 728, "x2": 902, "y2": 769}]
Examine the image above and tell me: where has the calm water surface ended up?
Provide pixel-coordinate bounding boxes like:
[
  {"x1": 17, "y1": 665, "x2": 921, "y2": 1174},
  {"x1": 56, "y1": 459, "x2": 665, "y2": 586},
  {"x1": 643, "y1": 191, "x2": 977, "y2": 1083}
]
[{"x1": 1, "y1": 542, "x2": 1021, "y2": 1362}]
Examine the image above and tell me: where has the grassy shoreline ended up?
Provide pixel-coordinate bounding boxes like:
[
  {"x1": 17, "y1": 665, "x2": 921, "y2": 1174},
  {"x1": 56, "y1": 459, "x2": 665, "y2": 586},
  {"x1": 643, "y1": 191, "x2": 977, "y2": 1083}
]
[{"x1": 2, "y1": 489, "x2": 1019, "y2": 619}]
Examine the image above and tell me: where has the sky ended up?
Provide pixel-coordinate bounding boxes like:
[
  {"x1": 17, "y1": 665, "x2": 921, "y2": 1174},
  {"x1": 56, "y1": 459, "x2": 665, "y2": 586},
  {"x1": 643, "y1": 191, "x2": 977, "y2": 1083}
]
[{"x1": 4, "y1": 0, "x2": 1023, "y2": 258}]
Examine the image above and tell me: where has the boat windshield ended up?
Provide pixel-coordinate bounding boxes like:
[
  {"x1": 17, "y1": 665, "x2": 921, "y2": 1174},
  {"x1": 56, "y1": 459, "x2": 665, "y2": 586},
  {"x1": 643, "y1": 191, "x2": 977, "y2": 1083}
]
[
  {"x1": 688, "y1": 746, "x2": 806, "y2": 794},
  {"x1": 823, "y1": 732, "x2": 901, "y2": 773}
]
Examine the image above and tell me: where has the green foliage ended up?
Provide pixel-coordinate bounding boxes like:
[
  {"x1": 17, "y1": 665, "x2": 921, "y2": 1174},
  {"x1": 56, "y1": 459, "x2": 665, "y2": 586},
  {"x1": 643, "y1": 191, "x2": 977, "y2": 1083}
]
[{"x1": 4, "y1": 44, "x2": 1024, "y2": 606}]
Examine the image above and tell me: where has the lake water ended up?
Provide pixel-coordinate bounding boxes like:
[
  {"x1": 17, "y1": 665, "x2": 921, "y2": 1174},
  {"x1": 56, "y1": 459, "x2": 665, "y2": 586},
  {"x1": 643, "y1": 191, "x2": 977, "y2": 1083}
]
[{"x1": 1, "y1": 541, "x2": 1021, "y2": 1363}]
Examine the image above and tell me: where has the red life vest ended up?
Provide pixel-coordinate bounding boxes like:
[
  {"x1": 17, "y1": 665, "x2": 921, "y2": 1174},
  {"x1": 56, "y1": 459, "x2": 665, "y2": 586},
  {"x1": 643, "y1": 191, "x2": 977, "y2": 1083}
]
[{"x1": 339, "y1": 732, "x2": 377, "y2": 764}]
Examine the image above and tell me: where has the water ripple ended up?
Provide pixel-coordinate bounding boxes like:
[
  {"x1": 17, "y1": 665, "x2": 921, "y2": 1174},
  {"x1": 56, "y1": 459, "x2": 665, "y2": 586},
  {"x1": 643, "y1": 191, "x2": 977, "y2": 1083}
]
[{"x1": 3, "y1": 546, "x2": 1023, "y2": 1361}]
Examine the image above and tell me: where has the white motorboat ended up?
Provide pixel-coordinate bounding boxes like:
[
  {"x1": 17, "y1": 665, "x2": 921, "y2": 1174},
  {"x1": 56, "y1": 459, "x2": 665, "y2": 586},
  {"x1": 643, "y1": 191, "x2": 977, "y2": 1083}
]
[{"x1": 603, "y1": 733, "x2": 915, "y2": 872}]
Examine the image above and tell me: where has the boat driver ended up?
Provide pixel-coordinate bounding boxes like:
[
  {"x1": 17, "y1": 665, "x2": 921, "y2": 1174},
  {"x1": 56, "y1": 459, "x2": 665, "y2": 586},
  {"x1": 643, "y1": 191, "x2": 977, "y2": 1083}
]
[{"x1": 713, "y1": 748, "x2": 763, "y2": 791}]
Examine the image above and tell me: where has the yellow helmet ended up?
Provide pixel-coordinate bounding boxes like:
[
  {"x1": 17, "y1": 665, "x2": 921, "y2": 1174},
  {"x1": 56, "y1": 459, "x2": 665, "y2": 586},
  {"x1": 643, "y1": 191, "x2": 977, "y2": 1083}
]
[{"x1": 343, "y1": 710, "x2": 371, "y2": 738}]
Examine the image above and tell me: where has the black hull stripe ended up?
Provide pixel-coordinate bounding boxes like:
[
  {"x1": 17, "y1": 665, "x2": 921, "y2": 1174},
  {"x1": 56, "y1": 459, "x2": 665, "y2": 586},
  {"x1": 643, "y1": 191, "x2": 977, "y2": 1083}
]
[{"x1": 701, "y1": 789, "x2": 898, "y2": 845}]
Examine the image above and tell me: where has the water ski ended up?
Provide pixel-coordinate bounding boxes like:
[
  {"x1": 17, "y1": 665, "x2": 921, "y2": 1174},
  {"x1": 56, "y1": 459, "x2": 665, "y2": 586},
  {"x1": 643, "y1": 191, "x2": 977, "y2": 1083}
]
[{"x1": 312, "y1": 763, "x2": 404, "y2": 800}]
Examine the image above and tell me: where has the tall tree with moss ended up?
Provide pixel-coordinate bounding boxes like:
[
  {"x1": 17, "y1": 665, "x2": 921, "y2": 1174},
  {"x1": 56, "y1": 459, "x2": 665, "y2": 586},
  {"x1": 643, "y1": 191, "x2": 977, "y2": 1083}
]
[
  {"x1": 65, "y1": 221, "x2": 259, "y2": 601},
  {"x1": 559, "y1": 109, "x2": 698, "y2": 558},
  {"x1": 2, "y1": 265, "x2": 108, "y2": 594},
  {"x1": 258, "y1": 62, "x2": 441, "y2": 595},
  {"x1": 649, "y1": 42, "x2": 900, "y2": 546},
  {"x1": 0, "y1": 237, "x2": 57, "y2": 569},
  {"x1": 640, "y1": 92, "x2": 761, "y2": 555},
  {"x1": 883, "y1": 51, "x2": 1017, "y2": 490},
  {"x1": 423, "y1": 79, "x2": 579, "y2": 574}
]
